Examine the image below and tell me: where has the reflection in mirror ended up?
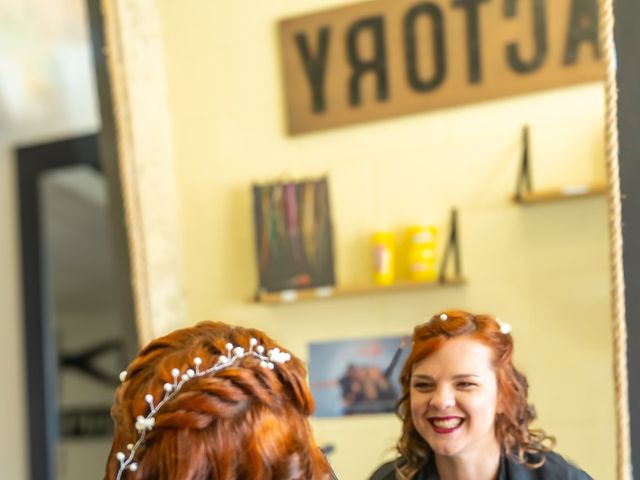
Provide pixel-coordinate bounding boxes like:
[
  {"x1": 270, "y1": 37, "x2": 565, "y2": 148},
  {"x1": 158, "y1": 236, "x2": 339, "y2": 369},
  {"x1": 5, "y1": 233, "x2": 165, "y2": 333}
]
[
  {"x1": 98, "y1": 0, "x2": 626, "y2": 479},
  {"x1": 41, "y1": 165, "x2": 126, "y2": 479}
]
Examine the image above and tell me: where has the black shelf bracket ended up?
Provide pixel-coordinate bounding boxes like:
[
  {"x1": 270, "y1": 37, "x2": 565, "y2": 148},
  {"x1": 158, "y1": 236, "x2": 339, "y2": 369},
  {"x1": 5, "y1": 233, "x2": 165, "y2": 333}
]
[
  {"x1": 438, "y1": 208, "x2": 462, "y2": 283},
  {"x1": 514, "y1": 125, "x2": 533, "y2": 201}
]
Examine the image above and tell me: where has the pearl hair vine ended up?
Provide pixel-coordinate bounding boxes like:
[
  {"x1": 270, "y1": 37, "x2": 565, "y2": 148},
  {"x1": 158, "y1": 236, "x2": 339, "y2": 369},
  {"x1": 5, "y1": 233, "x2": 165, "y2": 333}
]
[
  {"x1": 435, "y1": 312, "x2": 512, "y2": 335},
  {"x1": 114, "y1": 338, "x2": 292, "y2": 480}
]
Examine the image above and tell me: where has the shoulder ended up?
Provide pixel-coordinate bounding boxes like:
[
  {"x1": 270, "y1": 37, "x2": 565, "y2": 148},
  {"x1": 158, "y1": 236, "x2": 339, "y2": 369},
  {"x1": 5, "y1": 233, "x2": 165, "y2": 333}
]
[
  {"x1": 538, "y1": 451, "x2": 593, "y2": 479},
  {"x1": 368, "y1": 460, "x2": 398, "y2": 480},
  {"x1": 506, "y1": 451, "x2": 593, "y2": 480}
]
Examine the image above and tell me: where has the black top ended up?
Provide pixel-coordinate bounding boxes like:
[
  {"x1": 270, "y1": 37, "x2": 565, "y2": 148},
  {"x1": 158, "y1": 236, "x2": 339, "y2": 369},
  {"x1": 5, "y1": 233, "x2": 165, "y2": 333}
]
[{"x1": 368, "y1": 452, "x2": 593, "y2": 480}]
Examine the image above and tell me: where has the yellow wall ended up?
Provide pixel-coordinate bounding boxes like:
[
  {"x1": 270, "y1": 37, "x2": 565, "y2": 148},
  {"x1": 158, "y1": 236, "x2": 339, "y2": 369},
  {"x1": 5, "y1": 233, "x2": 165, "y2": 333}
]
[{"x1": 154, "y1": 1, "x2": 614, "y2": 478}]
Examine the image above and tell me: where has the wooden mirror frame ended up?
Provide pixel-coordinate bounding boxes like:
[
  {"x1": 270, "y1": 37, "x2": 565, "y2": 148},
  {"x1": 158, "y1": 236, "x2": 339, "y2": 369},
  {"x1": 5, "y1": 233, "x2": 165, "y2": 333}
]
[{"x1": 94, "y1": 0, "x2": 635, "y2": 478}]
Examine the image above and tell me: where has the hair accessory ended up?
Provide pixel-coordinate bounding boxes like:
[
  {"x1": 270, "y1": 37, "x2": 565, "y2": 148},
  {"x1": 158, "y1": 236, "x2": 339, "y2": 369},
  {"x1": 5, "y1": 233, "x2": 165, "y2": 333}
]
[
  {"x1": 439, "y1": 313, "x2": 448, "y2": 321},
  {"x1": 114, "y1": 338, "x2": 291, "y2": 479},
  {"x1": 496, "y1": 318, "x2": 512, "y2": 335}
]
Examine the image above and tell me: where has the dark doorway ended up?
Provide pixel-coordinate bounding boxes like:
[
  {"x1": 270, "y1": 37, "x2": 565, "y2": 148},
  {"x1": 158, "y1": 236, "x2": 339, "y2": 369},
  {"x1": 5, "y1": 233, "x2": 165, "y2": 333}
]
[{"x1": 16, "y1": 134, "x2": 136, "y2": 480}]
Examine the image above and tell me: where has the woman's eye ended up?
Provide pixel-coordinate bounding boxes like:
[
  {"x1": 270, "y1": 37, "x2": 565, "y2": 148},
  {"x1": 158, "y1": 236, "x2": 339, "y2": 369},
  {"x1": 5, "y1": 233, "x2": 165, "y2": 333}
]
[
  {"x1": 412, "y1": 382, "x2": 434, "y2": 391},
  {"x1": 457, "y1": 382, "x2": 477, "y2": 389}
]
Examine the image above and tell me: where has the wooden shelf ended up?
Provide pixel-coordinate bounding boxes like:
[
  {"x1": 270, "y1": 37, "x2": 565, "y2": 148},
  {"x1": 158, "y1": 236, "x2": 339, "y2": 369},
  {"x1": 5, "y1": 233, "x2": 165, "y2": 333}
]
[
  {"x1": 254, "y1": 276, "x2": 467, "y2": 305},
  {"x1": 513, "y1": 184, "x2": 607, "y2": 204}
]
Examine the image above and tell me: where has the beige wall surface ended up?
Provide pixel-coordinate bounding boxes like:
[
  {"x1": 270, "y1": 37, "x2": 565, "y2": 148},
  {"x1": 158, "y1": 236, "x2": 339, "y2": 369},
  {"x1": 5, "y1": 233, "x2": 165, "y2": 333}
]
[
  {"x1": 0, "y1": 145, "x2": 26, "y2": 480},
  {"x1": 153, "y1": 1, "x2": 615, "y2": 478}
]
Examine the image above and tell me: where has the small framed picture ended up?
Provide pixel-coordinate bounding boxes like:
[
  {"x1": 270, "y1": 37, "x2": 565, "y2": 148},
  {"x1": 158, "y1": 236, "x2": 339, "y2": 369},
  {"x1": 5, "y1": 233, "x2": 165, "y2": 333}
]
[
  {"x1": 252, "y1": 177, "x2": 336, "y2": 292},
  {"x1": 308, "y1": 336, "x2": 409, "y2": 417}
]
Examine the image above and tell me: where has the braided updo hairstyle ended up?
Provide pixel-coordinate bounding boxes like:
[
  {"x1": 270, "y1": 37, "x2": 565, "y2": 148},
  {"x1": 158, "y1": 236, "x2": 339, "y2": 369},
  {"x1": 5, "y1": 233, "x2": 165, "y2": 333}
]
[{"x1": 104, "y1": 321, "x2": 331, "y2": 480}]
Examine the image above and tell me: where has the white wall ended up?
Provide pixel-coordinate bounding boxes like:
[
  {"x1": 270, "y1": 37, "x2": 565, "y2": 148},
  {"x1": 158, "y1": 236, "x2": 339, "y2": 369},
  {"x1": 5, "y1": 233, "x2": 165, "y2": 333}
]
[{"x1": 0, "y1": 0, "x2": 100, "y2": 477}]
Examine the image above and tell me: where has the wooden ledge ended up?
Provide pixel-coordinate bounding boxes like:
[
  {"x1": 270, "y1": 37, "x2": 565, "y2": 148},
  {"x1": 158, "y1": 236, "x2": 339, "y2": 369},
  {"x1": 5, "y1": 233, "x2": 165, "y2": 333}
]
[
  {"x1": 253, "y1": 276, "x2": 467, "y2": 305},
  {"x1": 513, "y1": 184, "x2": 607, "y2": 204}
]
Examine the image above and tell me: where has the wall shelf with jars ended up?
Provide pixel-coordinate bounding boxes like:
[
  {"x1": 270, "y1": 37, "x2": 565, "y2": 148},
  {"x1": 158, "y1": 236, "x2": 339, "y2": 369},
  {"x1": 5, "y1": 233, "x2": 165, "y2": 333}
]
[{"x1": 252, "y1": 208, "x2": 466, "y2": 306}]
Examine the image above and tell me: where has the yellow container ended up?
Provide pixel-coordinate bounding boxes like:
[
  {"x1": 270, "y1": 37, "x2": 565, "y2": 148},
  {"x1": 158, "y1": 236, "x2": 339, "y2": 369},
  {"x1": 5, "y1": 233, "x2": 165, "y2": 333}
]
[
  {"x1": 405, "y1": 225, "x2": 438, "y2": 281},
  {"x1": 372, "y1": 231, "x2": 395, "y2": 285}
]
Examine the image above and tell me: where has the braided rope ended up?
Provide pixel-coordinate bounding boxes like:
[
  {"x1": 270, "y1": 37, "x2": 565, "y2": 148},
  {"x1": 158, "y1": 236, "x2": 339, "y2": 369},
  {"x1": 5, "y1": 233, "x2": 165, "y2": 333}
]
[
  {"x1": 100, "y1": 0, "x2": 153, "y2": 343},
  {"x1": 597, "y1": 0, "x2": 632, "y2": 479}
]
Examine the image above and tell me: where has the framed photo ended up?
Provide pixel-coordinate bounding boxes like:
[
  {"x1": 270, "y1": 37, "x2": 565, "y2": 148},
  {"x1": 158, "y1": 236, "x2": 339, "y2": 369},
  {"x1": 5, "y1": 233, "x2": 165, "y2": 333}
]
[
  {"x1": 252, "y1": 177, "x2": 335, "y2": 293},
  {"x1": 308, "y1": 336, "x2": 409, "y2": 417}
]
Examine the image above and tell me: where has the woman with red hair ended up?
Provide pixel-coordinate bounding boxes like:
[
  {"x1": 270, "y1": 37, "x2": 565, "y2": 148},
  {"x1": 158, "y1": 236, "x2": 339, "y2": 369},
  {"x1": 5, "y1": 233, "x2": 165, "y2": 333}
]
[
  {"x1": 369, "y1": 310, "x2": 592, "y2": 480},
  {"x1": 105, "y1": 321, "x2": 335, "y2": 480}
]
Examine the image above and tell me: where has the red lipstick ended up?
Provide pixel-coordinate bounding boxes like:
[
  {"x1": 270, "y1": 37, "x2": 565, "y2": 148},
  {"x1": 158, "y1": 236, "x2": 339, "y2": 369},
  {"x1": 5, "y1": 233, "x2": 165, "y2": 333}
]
[{"x1": 428, "y1": 416, "x2": 464, "y2": 434}]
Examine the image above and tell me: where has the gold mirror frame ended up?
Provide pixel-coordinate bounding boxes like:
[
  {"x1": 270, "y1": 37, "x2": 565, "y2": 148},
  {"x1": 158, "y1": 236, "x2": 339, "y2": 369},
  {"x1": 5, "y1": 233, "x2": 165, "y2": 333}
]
[
  {"x1": 100, "y1": 0, "x2": 631, "y2": 477},
  {"x1": 100, "y1": 0, "x2": 188, "y2": 343}
]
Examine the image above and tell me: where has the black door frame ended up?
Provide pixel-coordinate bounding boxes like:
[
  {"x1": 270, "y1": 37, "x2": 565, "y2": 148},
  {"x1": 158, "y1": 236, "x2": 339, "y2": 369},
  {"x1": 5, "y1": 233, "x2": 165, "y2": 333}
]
[{"x1": 16, "y1": 135, "x2": 101, "y2": 480}]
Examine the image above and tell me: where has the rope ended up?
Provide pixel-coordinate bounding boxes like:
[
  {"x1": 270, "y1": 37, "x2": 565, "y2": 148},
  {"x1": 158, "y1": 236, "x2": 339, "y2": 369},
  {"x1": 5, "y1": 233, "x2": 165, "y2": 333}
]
[
  {"x1": 99, "y1": 0, "x2": 153, "y2": 345},
  {"x1": 597, "y1": 0, "x2": 632, "y2": 478}
]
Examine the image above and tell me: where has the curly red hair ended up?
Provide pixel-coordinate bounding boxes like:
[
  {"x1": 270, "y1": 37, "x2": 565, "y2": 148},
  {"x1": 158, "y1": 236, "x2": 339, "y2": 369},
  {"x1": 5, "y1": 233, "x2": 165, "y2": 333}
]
[
  {"x1": 104, "y1": 321, "x2": 331, "y2": 480},
  {"x1": 395, "y1": 310, "x2": 554, "y2": 479}
]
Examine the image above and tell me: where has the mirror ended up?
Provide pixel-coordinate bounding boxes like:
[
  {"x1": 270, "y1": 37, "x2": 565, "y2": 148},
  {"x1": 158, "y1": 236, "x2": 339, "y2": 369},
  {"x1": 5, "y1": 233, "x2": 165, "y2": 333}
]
[{"x1": 98, "y1": 0, "x2": 628, "y2": 479}]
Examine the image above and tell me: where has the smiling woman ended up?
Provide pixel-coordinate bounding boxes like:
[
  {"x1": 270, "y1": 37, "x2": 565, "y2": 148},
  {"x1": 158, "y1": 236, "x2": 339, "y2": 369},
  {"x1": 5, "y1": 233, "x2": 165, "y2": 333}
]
[{"x1": 368, "y1": 310, "x2": 592, "y2": 480}]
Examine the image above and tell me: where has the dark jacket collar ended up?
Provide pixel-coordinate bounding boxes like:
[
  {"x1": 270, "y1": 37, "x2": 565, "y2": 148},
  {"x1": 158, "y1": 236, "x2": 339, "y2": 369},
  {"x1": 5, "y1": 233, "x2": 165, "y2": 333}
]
[
  {"x1": 417, "y1": 451, "x2": 591, "y2": 480},
  {"x1": 415, "y1": 454, "x2": 509, "y2": 480},
  {"x1": 369, "y1": 450, "x2": 592, "y2": 480}
]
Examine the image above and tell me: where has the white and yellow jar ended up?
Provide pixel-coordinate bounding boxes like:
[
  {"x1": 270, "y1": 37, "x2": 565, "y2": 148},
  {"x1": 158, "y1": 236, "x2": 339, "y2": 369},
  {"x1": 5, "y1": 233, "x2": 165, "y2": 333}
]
[{"x1": 405, "y1": 225, "x2": 438, "y2": 282}]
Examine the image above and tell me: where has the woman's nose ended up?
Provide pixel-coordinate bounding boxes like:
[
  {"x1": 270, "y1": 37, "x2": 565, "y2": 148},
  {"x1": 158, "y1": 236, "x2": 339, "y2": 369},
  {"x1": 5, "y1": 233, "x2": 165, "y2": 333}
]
[{"x1": 429, "y1": 386, "x2": 455, "y2": 410}]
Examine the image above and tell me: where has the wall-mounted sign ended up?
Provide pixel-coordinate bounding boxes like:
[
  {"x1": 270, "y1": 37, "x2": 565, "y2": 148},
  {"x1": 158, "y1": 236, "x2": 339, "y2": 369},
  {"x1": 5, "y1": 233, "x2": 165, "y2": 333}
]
[{"x1": 279, "y1": 0, "x2": 602, "y2": 135}]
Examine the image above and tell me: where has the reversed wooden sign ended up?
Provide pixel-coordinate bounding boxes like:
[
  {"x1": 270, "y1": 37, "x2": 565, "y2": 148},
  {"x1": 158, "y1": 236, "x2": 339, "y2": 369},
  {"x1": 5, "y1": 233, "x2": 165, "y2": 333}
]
[{"x1": 279, "y1": 0, "x2": 602, "y2": 135}]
